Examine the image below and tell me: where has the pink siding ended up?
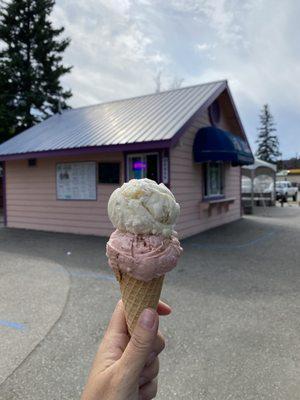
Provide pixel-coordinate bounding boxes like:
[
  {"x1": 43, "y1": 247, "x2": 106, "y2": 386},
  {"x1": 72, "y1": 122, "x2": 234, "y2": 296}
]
[
  {"x1": 6, "y1": 153, "x2": 124, "y2": 236},
  {"x1": 170, "y1": 107, "x2": 241, "y2": 239}
]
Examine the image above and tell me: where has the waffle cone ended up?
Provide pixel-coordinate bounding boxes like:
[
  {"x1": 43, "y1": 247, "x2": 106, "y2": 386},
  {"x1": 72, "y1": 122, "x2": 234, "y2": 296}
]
[{"x1": 115, "y1": 271, "x2": 164, "y2": 335}]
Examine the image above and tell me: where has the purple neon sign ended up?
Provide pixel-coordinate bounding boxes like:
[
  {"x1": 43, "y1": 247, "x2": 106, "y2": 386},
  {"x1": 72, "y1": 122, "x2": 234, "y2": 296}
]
[{"x1": 133, "y1": 161, "x2": 147, "y2": 170}]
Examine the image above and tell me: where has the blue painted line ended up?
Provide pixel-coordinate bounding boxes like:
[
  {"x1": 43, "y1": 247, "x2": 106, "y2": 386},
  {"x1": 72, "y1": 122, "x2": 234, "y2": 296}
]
[
  {"x1": 191, "y1": 230, "x2": 276, "y2": 250},
  {"x1": 69, "y1": 271, "x2": 115, "y2": 281},
  {"x1": 0, "y1": 320, "x2": 26, "y2": 331}
]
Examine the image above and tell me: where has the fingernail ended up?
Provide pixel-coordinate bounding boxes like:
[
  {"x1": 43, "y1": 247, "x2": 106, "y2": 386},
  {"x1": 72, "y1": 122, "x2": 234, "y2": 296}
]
[
  {"x1": 139, "y1": 308, "x2": 156, "y2": 330},
  {"x1": 139, "y1": 376, "x2": 147, "y2": 386},
  {"x1": 146, "y1": 351, "x2": 156, "y2": 366}
]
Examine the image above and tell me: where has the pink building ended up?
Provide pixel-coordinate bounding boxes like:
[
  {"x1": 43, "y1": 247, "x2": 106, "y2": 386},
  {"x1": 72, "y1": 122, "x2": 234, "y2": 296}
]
[{"x1": 0, "y1": 81, "x2": 254, "y2": 239}]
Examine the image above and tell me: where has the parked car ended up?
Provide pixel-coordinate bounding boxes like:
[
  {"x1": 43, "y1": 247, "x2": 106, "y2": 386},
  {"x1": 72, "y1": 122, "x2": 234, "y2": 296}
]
[{"x1": 276, "y1": 181, "x2": 298, "y2": 201}]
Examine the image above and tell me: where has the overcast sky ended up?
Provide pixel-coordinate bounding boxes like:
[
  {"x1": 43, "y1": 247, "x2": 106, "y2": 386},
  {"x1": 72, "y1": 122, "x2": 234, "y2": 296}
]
[{"x1": 52, "y1": 0, "x2": 300, "y2": 158}]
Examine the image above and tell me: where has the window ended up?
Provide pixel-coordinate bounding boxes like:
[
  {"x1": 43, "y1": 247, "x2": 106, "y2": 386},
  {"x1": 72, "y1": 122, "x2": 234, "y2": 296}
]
[
  {"x1": 204, "y1": 162, "x2": 223, "y2": 197},
  {"x1": 208, "y1": 99, "x2": 221, "y2": 126},
  {"x1": 98, "y1": 162, "x2": 120, "y2": 184},
  {"x1": 127, "y1": 153, "x2": 159, "y2": 182},
  {"x1": 28, "y1": 158, "x2": 37, "y2": 167}
]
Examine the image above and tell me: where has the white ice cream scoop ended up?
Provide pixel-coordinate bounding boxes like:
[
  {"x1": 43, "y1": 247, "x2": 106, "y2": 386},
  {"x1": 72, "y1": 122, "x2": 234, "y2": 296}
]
[{"x1": 107, "y1": 178, "x2": 180, "y2": 237}]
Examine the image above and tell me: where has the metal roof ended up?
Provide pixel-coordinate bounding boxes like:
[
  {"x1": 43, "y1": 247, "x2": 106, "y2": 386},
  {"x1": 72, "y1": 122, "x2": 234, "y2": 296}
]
[{"x1": 0, "y1": 80, "x2": 227, "y2": 157}]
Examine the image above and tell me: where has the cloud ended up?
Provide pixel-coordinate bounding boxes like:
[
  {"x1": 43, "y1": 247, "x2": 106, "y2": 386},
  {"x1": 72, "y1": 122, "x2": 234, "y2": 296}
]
[
  {"x1": 51, "y1": 0, "x2": 169, "y2": 105},
  {"x1": 50, "y1": 0, "x2": 299, "y2": 157},
  {"x1": 195, "y1": 43, "x2": 210, "y2": 52},
  {"x1": 99, "y1": 0, "x2": 132, "y2": 15}
]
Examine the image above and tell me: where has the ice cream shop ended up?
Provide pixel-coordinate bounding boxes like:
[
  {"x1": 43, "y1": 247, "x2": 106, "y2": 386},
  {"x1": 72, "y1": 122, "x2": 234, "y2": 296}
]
[{"x1": 0, "y1": 80, "x2": 254, "y2": 239}]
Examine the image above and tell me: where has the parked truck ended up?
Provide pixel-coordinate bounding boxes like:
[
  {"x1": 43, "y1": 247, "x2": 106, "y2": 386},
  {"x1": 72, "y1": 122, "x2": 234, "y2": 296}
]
[{"x1": 276, "y1": 181, "x2": 298, "y2": 201}]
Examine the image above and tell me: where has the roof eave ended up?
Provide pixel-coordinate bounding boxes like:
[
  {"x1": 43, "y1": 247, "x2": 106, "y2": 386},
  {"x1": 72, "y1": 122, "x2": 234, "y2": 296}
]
[
  {"x1": 0, "y1": 139, "x2": 172, "y2": 161},
  {"x1": 224, "y1": 83, "x2": 248, "y2": 142}
]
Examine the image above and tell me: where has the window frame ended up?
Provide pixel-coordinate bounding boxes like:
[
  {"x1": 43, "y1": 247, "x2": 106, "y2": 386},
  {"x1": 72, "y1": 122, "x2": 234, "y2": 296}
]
[
  {"x1": 203, "y1": 162, "x2": 225, "y2": 199},
  {"x1": 126, "y1": 152, "x2": 160, "y2": 182}
]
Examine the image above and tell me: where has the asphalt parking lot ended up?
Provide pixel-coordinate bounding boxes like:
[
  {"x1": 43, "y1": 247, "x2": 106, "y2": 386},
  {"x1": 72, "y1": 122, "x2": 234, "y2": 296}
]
[{"x1": 1, "y1": 205, "x2": 300, "y2": 400}]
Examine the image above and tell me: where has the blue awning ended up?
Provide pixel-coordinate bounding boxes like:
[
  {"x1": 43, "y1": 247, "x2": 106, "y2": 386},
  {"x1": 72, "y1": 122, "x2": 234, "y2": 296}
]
[{"x1": 193, "y1": 127, "x2": 254, "y2": 166}]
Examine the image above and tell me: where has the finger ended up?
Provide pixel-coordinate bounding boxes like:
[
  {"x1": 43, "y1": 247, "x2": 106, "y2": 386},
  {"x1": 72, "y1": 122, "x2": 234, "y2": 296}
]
[
  {"x1": 120, "y1": 308, "x2": 158, "y2": 379},
  {"x1": 145, "y1": 331, "x2": 165, "y2": 366},
  {"x1": 139, "y1": 357, "x2": 159, "y2": 386},
  {"x1": 157, "y1": 300, "x2": 172, "y2": 316},
  {"x1": 139, "y1": 378, "x2": 158, "y2": 400},
  {"x1": 100, "y1": 300, "x2": 129, "y2": 356},
  {"x1": 94, "y1": 301, "x2": 129, "y2": 368},
  {"x1": 105, "y1": 300, "x2": 128, "y2": 336}
]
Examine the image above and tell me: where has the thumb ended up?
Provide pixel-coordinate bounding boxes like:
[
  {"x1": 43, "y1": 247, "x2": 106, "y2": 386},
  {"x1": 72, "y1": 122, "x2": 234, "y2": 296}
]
[{"x1": 120, "y1": 308, "x2": 158, "y2": 379}]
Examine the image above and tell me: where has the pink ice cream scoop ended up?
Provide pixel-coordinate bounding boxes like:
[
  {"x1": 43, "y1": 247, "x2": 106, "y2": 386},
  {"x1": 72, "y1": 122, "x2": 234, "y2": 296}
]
[{"x1": 106, "y1": 230, "x2": 182, "y2": 282}]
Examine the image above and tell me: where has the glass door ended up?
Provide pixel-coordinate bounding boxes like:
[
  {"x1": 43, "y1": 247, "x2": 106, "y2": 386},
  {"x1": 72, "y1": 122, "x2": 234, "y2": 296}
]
[{"x1": 127, "y1": 153, "x2": 159, "y2": 182}]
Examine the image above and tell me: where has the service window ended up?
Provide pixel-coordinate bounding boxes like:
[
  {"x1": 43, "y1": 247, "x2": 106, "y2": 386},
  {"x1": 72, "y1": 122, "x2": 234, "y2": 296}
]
[
  {"x1": 99, "y1": 162, "x2": 120, "y2": 184},
  {"x1": 204, "y1": 162, "x2": 223, "y2": 197},
  {"x1": 127, "y1": 153, "x2": 159, "y2": 182}
]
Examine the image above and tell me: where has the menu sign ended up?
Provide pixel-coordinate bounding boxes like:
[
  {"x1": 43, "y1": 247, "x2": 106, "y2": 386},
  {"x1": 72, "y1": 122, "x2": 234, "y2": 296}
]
[{"x1": 56, "y1": 162, "x2": 96, "y2": 200}]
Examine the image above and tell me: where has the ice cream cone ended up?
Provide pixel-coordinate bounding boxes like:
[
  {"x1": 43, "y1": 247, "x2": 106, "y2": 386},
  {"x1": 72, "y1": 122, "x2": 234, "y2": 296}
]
[
  {"x1": 115, "y1": 271, "x2": 164, "y2": 335},
  {"x1": 106, "y1": 179, "x2": 182, "y2": 335}
]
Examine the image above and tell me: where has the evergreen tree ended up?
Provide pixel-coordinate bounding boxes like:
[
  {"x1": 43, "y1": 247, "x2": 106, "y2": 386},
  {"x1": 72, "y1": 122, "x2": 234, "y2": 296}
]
[
  {"x1": 0, "y1": 0, "x2": 72, "y2": 143},
  {"x1": 0, "y1": 64, "x2": 16, "y2": 142},
  {"x1": 256, "y1": 104, "x2": 281, "y2": 163}
]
